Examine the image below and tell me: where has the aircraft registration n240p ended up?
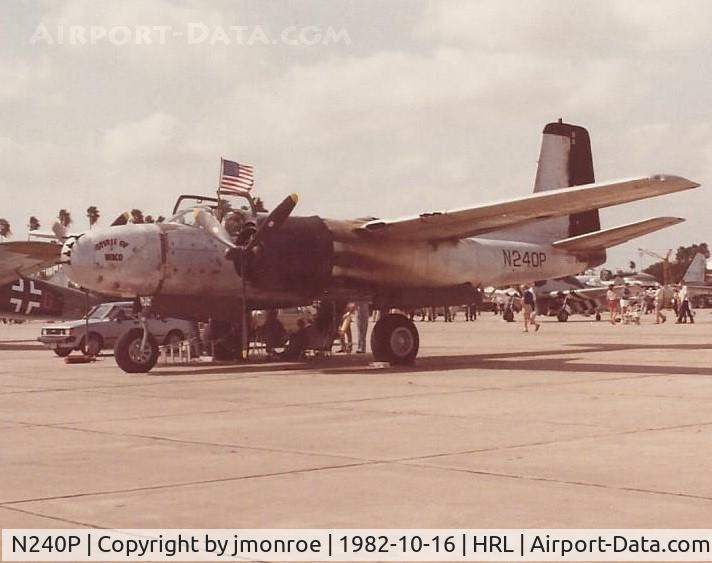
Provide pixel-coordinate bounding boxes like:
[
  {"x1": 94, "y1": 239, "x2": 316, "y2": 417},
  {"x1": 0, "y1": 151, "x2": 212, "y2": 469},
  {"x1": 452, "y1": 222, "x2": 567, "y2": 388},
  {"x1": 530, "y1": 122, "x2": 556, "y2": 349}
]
[{"x1": 60, "y1": 121, "x2": 699, "y2": 372}]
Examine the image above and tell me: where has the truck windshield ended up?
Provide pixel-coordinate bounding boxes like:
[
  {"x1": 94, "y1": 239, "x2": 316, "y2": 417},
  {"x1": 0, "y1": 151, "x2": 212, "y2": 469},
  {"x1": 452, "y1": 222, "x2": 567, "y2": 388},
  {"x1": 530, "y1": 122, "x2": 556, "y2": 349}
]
[{"x1": 85, "y1": 303, "x2": 114, "y2": 320}]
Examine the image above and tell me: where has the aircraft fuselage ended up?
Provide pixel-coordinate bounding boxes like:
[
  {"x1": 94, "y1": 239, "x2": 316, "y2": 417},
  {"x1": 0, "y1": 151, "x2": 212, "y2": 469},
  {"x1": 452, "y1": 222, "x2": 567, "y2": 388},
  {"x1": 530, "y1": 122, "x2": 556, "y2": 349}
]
[{"x1": 62, "y1": 217, "x2": 601, "y2": 321}]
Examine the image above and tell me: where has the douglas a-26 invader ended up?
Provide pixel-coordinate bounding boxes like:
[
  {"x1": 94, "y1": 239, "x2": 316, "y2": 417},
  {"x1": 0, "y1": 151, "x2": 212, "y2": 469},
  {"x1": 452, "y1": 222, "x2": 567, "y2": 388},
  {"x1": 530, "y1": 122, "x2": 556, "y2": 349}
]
[{"x1": 60, "y1": 121, "x2": 699, "y2": 372}]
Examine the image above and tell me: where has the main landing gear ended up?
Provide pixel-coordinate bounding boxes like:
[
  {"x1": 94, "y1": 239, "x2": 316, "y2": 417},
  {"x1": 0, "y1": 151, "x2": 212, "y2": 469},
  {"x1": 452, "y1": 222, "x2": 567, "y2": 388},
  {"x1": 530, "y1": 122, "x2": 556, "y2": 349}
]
[{"x1": 371, "y1": 313, "x2": 419, "y2": 365}]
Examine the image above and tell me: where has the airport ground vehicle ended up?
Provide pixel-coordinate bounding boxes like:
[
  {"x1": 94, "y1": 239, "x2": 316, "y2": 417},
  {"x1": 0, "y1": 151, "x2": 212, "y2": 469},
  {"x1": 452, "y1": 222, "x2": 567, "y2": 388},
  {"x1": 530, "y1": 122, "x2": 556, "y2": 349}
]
[{"x1": 38, "y1": 302, "x2": 196, "y2": 357}]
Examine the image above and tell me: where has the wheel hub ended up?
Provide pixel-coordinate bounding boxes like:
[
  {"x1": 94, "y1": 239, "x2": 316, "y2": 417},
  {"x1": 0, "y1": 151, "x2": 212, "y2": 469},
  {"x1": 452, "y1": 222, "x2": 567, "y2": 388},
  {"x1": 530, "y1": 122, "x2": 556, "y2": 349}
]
[
  {"x1": 128, "y1": 337, "x2": 153, "y2": 364},
  {"x1": 390, "y1": 326, "x2": 414, "y2": 357}
]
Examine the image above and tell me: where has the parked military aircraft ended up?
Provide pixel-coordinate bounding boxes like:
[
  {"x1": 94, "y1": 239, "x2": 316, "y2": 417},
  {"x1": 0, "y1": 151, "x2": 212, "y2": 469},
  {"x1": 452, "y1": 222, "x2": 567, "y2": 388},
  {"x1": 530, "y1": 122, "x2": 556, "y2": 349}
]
[
  {"x1": 535, "y1": 269, "x2": 659, "y2": 322},
  {"x1": 0, "y1": 241, "x2": 61, "y2": 286},
  {"x1": 0, "y1": 238, "x2": 110, "y2": 321},
  {"x1": 682, "y1": 253, "x2": 712, "y2": 307},
  {"x1": 0, "y1": 275, "x2": 104, "y2": 321},
  {"x1": 59, "y1": 121, "x2": 699, "y2": 372}
]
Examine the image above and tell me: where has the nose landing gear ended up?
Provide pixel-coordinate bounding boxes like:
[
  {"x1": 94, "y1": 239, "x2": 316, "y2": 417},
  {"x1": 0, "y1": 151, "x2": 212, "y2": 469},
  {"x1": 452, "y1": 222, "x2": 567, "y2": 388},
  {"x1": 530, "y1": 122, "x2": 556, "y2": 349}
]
[
  {"x1": 114, "y1": 298, "x2": 159, "y2": 373},
  {"x1": 114, "y1": 328, "x2": 159, "y2": 373}
]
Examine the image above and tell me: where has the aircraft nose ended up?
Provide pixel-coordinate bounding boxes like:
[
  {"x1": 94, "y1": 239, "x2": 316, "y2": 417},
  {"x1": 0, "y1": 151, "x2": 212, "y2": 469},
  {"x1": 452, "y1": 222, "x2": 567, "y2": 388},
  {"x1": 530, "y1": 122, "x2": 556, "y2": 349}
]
[
  {"x1": 62, "y1": 224, "x2": 164, "y2": 296},
  {"x1": 60, "y1": 236, "x2": 78, "y2": 265}
]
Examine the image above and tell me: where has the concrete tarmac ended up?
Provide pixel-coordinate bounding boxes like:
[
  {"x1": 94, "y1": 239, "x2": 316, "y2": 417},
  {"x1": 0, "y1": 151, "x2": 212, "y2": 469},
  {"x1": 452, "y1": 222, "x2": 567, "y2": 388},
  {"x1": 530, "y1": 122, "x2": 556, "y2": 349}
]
[{"x1": 1, "y1": 312, "x2": 711, "y2": 530}]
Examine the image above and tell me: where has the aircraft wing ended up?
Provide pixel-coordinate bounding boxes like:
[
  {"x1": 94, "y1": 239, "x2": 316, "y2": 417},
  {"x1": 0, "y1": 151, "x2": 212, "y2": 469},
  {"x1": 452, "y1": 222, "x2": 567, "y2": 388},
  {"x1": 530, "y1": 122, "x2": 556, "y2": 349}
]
[
  {"x1": 0, "y1": 241, "x2": 62, "y2": 285},
  {"x1": 551, "y1": 217, "x2": 684, "y2": 252},
  {"x1": 356, "y1": 175, "x2": 698, "y2": 242}
]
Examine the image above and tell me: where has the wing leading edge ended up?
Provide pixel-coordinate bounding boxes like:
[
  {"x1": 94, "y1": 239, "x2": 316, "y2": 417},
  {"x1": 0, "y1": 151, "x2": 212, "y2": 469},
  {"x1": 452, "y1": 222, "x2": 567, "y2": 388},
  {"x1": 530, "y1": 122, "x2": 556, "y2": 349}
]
[
  {"x1": 357, "y1": 175, "x2": 698, "y2": 242},
  {"x1": 0, "y1": 241, "x2": 62, "y2": 285}
]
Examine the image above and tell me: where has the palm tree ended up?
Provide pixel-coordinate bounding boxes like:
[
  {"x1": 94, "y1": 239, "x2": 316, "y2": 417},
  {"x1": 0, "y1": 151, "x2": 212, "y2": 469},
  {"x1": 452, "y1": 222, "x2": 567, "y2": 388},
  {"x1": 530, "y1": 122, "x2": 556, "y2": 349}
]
[
  {"x1": 58, "y1": 209, "x2": 72, "y2": 228},
  {"x1": 0, "y1": 218, "x2": 11, "y2": 240},
  {"x1": 86, "y1": 206, "x2": 100, "y2": 229},
  {"x1": 28, "y1": 216, "x2": 40, "y2": 231},
  {"x1": 130, "y1": 209, "x2": 144, "y2": 224}
]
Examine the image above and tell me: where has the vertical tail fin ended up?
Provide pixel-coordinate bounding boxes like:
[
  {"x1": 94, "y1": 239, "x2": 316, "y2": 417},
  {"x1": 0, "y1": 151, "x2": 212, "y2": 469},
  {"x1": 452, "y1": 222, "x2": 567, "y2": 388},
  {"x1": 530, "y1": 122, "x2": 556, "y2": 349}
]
[
  {"x1": 682, "y1": 253, "x2": 707, "y2": 283},
  {"x1": 535, "y1": 120, "x2": 600, "y2": 237},
  {"x1": 484, "y1": 120, "x2": 602, "y2": 250}
]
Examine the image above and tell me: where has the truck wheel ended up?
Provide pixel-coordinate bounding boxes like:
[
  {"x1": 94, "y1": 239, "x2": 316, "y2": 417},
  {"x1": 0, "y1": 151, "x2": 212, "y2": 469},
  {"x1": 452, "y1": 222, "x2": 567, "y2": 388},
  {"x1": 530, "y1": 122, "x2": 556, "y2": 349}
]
[
  {"x1": 53, "y1": 348, "x2": 72, "y2": 357},
  {"x1": 371, "y1": 314, "x2": 419, "y2": 365},
  {"x1": 80, "y1": 333, "x2": 103, "y2": 356},
  {"x1": 114, "y1": 328, "x2": 159, "y2": 373},
  {"x1": 164, "y1": 330, "x2": 185, "y2": 349}
]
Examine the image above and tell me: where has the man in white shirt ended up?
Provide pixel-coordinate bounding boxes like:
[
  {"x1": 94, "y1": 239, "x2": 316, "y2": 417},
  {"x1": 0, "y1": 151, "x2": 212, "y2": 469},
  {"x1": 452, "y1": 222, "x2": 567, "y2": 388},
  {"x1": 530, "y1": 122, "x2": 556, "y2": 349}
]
[
  {"x1": 606, "y1": 284, "x2": 618, "y2": 325},
  {"x1": 676, "y1": 283, "x2": 694, "y2": 323}
]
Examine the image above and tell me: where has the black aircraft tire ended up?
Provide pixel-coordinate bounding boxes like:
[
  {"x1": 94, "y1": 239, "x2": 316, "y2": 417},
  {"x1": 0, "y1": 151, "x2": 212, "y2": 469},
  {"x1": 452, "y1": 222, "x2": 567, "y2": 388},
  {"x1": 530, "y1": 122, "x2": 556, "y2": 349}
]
[
  {"x1": 53, "y1": 348, "x2": 72, "y2": 357},
  {"x1": 595, "y1": 313, "x2": 601, "y2": 321},
  {"x1": 502, "y1": 309, "x2": 514, "y2": 322},
  {"x1": 557, "y1": 309, "x2": 569, "y2": 322},
  {"x1": 371, "y1": 314, "x2": 419, "y2": 365},
  {"x1": 114, "y1": 328, "x2": 159, "y2": 374}
]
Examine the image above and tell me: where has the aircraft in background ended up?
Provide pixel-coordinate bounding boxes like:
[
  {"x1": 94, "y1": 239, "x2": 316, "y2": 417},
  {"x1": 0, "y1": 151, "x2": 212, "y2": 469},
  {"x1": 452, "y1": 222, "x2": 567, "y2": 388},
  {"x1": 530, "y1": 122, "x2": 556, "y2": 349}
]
[
  {"x1": 682, "y1": 253, "x2": 712, "y2": 307},
  {"x1": 0, "y1": 240, "x2": 62, "y2": 286},
  {"x1": 0, "y1": 274, "x2": 105, "y2": 322},
  {"x1": 0, "y1": 235, "x2": 111, "y2": 322},
  {"x1": 535, "y1": 269, "x2": 661, "y2": 322},
  {"x1": 59, "y1": 120, "x2": 699, "y2": 372}
]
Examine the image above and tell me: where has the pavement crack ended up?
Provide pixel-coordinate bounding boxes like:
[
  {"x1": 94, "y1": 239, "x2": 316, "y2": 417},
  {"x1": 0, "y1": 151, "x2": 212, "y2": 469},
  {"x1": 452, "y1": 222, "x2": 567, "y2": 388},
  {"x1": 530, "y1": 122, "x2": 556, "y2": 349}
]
[
  {"x1": 404, "y1": 462, "x2": 712, "y2": 503},
  {"x1": 0, "y1": 460, "x2": 382, "y2": 507},
  {"x1": 1, "y1": 505, "x2": 101, "y2": 528}
]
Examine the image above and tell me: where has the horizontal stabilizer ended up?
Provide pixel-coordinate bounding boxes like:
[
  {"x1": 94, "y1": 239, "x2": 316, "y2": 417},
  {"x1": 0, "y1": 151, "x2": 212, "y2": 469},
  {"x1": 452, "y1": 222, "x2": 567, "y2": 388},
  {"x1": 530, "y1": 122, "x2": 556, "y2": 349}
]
[
  {"x1": 357, "y1": 175, "x2": 698, "y2": 242},
  {"x1": 551, "y1": 217, "x2": 684, "y2": 252}
]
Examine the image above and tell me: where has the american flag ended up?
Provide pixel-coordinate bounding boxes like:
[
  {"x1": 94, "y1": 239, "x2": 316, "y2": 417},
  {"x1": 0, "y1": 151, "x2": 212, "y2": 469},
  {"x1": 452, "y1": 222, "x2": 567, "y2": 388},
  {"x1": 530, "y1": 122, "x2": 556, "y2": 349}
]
[{"x1": 218, "y1": 158, "x2": 254, "y2": 196}]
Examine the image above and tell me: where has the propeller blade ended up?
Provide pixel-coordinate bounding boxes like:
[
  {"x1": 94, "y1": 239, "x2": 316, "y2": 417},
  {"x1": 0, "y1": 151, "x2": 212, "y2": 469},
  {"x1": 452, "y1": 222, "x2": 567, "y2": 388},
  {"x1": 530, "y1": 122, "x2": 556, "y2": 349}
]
[
  {"x1": 111, "y1": 212, "x2": 130, "y2": 227},
  {"x1": 244, "y1": 193, "x2": 298, "y2": 252},
  {"x1": 192, "y1": 208, "x2": 237, "y2": 249}
]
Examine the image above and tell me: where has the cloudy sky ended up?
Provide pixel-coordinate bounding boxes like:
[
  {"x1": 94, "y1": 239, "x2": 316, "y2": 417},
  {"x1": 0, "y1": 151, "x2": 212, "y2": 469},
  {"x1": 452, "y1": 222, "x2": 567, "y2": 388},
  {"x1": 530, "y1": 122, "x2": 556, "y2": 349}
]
[{"x1": 1, "y1": 0, "x2": 710, "y2": 270}]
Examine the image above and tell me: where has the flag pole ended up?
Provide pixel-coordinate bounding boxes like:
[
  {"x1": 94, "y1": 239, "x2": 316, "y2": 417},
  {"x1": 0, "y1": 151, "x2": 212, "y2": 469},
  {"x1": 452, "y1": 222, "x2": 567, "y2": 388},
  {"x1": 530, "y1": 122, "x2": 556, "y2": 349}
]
[{"x1": 216, "y1": 157, "x2": 223, "y2": 203}]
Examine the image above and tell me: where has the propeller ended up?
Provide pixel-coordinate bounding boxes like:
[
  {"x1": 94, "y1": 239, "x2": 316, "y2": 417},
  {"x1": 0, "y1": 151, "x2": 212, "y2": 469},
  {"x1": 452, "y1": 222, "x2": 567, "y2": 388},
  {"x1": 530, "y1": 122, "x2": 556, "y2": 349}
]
[
  {"x1": 226, "y1": 193, "x2": 299, "y2": 271},
  {"x1": 194, "y1": 194, "x2": 299, "y2": 361},
  {"x1": 110, "y1": 212, "x2": 130, "y2": 227}
]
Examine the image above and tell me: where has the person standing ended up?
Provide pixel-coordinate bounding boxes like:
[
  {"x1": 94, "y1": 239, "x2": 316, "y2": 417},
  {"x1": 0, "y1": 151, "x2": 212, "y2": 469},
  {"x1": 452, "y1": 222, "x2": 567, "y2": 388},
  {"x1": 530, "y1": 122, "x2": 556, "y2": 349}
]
[
  {"x1": 606, "y1": 284, "x2": 618, "y2": 325},
  {"x1": 619, "y1": 283, "x2": 631, "y2": 323},
  {"x1": 654, "y1": 285, "x2": 667, "y2": 324},
  {"x1": 355, "y1": 302, "x2": 370, "y2": 354},
  {"x1": 338, "y1": 303, "x2": 355, "y2": 352},
  {"x1": 522, "y1": 285, "x2": 540, "y2": 332},
  {"x1": 677, "y1": 283, "x2": 694, "y2": 323},
  {"x1": 467, "y1": 288, "x2": 480, "y2": 321}
]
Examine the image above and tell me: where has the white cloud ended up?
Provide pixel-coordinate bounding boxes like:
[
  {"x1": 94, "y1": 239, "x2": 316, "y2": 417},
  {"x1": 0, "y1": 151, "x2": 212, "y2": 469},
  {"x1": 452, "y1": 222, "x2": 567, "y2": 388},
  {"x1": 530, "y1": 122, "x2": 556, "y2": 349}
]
[{"x1": 1, "y1": 0, "x2": 710, "y2": 272}]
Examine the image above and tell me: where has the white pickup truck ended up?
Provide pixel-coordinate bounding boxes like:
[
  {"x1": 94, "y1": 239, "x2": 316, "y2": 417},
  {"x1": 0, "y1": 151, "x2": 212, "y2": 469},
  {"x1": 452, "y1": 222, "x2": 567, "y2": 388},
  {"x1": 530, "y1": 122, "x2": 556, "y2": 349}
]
[{"x1": 38, "y1": 301, "x2": 196, "y2": 357}]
